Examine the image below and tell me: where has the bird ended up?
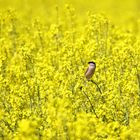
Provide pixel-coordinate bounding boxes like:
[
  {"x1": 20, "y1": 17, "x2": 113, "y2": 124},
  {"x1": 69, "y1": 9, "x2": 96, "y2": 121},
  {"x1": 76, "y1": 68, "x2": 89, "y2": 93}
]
[{"x1": 85, "y1": 61, "x2": 96, "y2": 80}]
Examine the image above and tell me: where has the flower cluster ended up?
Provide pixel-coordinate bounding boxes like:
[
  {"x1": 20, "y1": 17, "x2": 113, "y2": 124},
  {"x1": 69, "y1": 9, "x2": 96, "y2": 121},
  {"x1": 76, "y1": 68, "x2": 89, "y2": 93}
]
[{"x1": 0, "y1": 1, "x2": 140, "y2": 140}]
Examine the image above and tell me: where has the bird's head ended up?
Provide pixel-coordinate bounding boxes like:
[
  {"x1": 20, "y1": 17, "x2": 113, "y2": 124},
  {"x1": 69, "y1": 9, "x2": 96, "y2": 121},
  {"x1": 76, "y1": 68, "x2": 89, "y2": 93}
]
[{"x1": 88, "y1": 61, "x2": 96, "y2": 66}]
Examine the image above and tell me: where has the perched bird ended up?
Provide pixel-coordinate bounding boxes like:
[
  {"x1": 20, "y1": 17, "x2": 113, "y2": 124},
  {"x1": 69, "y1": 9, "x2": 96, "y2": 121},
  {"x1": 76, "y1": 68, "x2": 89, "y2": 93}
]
[{"x1": 85, "y1": 61, "x2": 96, "y2": 80}]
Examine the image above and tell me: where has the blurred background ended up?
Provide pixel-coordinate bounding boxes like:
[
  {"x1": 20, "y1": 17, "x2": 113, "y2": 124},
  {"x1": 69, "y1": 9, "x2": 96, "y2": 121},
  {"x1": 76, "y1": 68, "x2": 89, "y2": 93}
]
[{"x1": 0, "y1": 0, "x2": 140, "y2": 30}]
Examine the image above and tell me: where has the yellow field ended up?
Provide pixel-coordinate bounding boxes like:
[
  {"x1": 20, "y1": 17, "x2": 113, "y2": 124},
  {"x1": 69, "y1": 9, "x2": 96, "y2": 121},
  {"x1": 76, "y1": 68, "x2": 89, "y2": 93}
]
[{"x1": 0, "y1": 0, "x2": 140, "y2": 139}]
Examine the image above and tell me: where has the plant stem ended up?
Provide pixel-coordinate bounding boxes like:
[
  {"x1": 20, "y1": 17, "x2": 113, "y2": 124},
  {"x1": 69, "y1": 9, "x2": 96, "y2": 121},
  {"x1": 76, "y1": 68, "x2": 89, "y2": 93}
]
[
  {"x1": 90, "y1": 80, "x2": 102, "y2": 95},
  {"x1": 82, "y1": 90, "x2": 98, "y2": 118}
]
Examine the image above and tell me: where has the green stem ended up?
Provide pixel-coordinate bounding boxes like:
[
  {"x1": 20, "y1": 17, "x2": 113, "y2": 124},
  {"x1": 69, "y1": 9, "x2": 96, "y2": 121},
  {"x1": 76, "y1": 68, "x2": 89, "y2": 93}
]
[
  {"x1": 82, "y1": 91, "x2": 98, "y2": 118},
  {"x1": 90, "y1": 80, "x2": 102, "y2": 94}
]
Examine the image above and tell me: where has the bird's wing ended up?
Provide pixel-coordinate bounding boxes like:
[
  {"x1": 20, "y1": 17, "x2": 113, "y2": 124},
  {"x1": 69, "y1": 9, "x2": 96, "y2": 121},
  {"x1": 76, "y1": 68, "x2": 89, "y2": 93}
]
[{"x1": 85, "y1": 67, "x2": 89, "y2": 75}]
